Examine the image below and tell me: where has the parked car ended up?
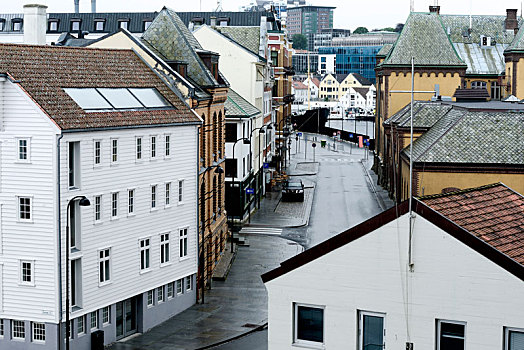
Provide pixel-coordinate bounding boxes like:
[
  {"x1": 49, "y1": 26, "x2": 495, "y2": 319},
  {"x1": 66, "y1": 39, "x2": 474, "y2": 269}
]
[{"x1": 282, "y1": 179, "x2": 305, "y2": 202}]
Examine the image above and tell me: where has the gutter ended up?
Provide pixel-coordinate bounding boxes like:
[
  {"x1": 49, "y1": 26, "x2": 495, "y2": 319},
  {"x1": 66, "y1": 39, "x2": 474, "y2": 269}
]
[
  {"x1": 60, "y1": 121, "x2": 202, "y2": 133},
  {"x1": 56, "y1": 133, "x2": 64, "y2": 350}
]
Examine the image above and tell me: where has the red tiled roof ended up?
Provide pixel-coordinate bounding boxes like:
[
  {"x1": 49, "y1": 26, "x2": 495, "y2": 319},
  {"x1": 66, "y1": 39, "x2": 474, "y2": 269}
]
[
  {"x1": 420, "y1": 183, "x2": 524, "y2": 266},
  {"x1": 292, "y1": 81, "x2": 308, "y2": 89},
  {"x1": 0, "y1": 43, "x2": 198, "y2": 130}
]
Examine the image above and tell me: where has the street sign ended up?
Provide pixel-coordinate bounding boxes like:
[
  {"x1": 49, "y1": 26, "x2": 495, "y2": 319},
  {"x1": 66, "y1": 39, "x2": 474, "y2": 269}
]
[
  {"x1": 297, "y1": 132, "x2": 303, "y2": 137},
  {"x1": 349, "y1": 133, "x2": 354, "y2": 138},
  {"x1": 246, "y1": 188, "x2": 254, "y2": 194},
  {"x1": 312, "y1": 143, "x2": 317, "y2": 148},
  {"x1": 263, "y1": 162, "x2": 269, "y2": 169},
  {"x1": 337, "y1": 130, "x2": 341, "y2": 135}
]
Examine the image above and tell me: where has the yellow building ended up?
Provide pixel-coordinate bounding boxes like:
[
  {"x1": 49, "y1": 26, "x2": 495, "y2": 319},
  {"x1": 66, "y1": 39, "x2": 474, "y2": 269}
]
[
  {"x1": 319, "y1": 72, "x2": 372, "y2": 101},
  {"x1": 504, "y1": 20, "x2": 524, "y2": 99}
]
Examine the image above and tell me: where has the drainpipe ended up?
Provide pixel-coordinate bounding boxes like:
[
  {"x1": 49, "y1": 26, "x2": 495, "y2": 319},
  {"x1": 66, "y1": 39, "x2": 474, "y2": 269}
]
[
  {"x1": 196, "y1": 125, "x2": 200, "y2": 304},
  {"x1": 56, "y1": 133, "x2": 64, "y2": 350}
]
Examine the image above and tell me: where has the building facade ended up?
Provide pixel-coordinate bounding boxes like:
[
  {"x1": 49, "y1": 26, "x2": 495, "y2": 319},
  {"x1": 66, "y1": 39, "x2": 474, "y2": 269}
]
[{"x1": 286, "y1": 5, "x2": 335, "y2": 39}]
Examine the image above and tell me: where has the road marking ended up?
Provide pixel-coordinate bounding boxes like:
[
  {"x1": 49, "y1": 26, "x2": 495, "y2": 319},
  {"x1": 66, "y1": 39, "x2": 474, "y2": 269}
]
[{"x1": 239, "y1": 227, "x2": 283, "y2": 236}]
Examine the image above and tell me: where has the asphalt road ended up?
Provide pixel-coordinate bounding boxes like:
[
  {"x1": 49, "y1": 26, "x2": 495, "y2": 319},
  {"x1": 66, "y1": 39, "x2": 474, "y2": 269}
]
[{"x1": 211, "y1": 329, "x2": 268, "y2": 350}]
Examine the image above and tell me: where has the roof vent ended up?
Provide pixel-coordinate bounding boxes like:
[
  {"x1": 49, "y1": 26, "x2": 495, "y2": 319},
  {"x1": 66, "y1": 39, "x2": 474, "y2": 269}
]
[
  {"x1": 480, "y1": 35, "x2": 492, "y2": 47},
  {"x1": 429, "y1": 5, "x2": 440, "y2": 14}
]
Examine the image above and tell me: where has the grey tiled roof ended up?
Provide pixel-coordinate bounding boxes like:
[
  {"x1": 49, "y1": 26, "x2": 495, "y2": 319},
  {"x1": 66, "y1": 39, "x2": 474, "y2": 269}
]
[
  {"x1": 404, "y1": 110, "x2": 524, "y2": 164},
  {"x1": 441, "y1": 14, "x2": 519, "y2": 45},
  {"x1": 453, "y1": 43, "x2": 506, "y2": 75},
  {"x1": 398, "y1": 103, "x2": 453, "y2": 129},
  {"x1": 225, "y1": 89, "x2": 261, "y2": 119},
  {"x1": 215, "y1": 26, "x2": 261, "y2": 56},
  {"x1": 383, "y1": 12, "x2": 465, "y2": 67},
  {"x1": 142, "y1": 7, "x2": 218, "y2": 87},
  {"x1": 352, "y1": 73, "x2": 372, "y2": 86},
  {"x1": 376, "y1": 44, "x2": 392, "y2": 57},
  {"x1": 506, "y1": 25, "x2": 524, "y2": 52},
  {"x1": 177, "y1": 11, "x2": 272, "y2": 27}
]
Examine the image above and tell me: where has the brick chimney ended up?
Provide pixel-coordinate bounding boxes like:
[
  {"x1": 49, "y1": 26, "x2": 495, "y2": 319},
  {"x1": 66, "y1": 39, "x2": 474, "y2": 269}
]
[
  {"x1": 429, "y1": 5, "x2": 440, "y2": 14},
  {"x1": 23, "y1": 4, "x2": 47, "y2": 45},
  {"x1": 505, "y1": 9, "x2": 519, "y2": 33}
]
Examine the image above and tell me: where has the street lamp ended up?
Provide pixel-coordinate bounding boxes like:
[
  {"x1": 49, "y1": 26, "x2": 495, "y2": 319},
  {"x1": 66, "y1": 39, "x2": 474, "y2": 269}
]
[
  {"x1": 65, "y1": 195, "x2": 90, "y2": 350},
  {"x1": 199, "y1": 165, "x2": 224, "y2": 304},
  {"x1": 247, "y1": 126, "x2": 267, "y2": 218},
  {"x1": 258, "y1": 124, "x2": 272, "y2": 209}
]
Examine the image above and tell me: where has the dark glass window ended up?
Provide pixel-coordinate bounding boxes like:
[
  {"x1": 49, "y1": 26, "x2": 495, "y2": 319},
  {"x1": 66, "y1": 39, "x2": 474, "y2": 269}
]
[
  {"x1": 225, "y1": 159, "x2": 237, "y2": 178},
  {"x1": 438, "y1": 321, "x2": 465, "y2": 350},
  {"x1": 225, "y1": 123, "x2": 237, "y2": 143},
  {"x1": 296, "y1": 305, "x2": 323, "y2": 343}
]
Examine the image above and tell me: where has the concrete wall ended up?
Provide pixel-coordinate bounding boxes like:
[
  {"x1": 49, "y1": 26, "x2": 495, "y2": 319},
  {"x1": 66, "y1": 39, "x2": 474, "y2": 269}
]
[{"x1": 266, "y1": 214, "x2": 524, "y2": 349}]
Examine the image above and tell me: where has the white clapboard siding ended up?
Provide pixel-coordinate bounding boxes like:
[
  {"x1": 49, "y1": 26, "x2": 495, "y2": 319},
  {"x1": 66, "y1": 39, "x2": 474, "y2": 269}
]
[
  {"x1": 0, "y1": 82, "x2": 60, "y2": 323},
  {"x1": 266, "y1": 214, "x2": 524, "y2": 350},
  {"x1": 60, "y1": 124, "x2": 198, "y2": 316}
]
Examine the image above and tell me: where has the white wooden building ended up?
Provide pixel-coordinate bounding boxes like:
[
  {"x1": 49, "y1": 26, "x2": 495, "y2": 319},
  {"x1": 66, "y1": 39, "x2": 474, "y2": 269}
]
[
  {"x1": 263, "y1": 183, "x2": 524, "y2": 350},
  {"x1": 0, "y1": 43, "x2": 200, "y2": 349}
]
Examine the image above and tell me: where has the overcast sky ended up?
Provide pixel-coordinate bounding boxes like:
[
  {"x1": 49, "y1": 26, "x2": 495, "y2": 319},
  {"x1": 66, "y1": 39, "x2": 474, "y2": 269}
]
[{"x1": 4, "y1": 0, "x2": 523, "y2": 31}]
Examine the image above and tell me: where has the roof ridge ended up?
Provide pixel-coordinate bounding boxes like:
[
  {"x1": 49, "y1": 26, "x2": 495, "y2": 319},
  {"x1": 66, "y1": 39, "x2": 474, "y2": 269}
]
[{"x1": 418, "y1": 182, "x2": 504, "y2": 200}]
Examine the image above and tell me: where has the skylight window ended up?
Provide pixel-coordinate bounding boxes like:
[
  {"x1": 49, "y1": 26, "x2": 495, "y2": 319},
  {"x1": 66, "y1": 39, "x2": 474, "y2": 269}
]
[{"x1": 63, "y1": 88, "x2": 173, "y2": 112}]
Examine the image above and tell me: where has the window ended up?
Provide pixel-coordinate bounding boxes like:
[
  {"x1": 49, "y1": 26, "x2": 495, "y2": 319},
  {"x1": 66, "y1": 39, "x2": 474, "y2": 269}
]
[
  {"x1": 111, "y1": 192, "x2": 118, "y2": 218},
  {"x1": 0, "y1": 319, "x2": 3, "y2": 337},
  {"x1": 0, "y1": 20, "x2": 5, "y2": 31},
  {"x1": 12, "y1": 19, "x2": 22, "y2": 32},
  {"x1": 118, "y1": 20, "x2": 129, "y2": 30},
  {"x1": 136, "y1": 137, "x2": 142, "y2": 160},
  {"x1": 178, "y1": 180, "x2": 184, "y2": 203},
  {"x1": 94, "y1": 195, "x2": 101, "y2": 222},
  {"x1": 176, "y1": 279, "x2": 183, "y2": 294},
  {"x1": 77, "y1": 315, "x2": 85, "y2": 335},
  {"x1": 147, "y1": 290, "x2": 154, "y2": 307},
  {"x1": 165, "y1": 135, "x2": 171, "y2": 156},
  {"x1": 179, "y1": 228, "x2": 188, "y2": 258},
  {"x1": 167, "y1": 282, "x2": 175, "y2": 298},
  {"x1": 151, "y1": 185, "x2": 157, "y2": 209},
  {"x1": 102, "y1": 306, "x2": 110, "y2": 325},
  {"x1": 111, "y1": 139, "x2": 118, "y2": 162},
  {"x1": 157, "y1": 286, "x2": 165, "y2": 303},
  {"x1": 18, "y1": 196, "x2": 32, "y2": 221},
  {"x1": 48, "y1": 19, "x2": 58, "y2": 32},
  {"x1": 505, "y1": 327, "x2": 524, "y2": 350},
  {"x1": 20, "y1": 260, "x2": 33, "y2": 285},
  {"x1": 151, "y1": 136, "x2": 156, "y2": 158},
  {"x1": 17, "y1": 138, "x2": 29, "y2": 161},
  {"x1": 225, "y1": 123, "x2": 237, "y2": 143},
  {"x1": 436, "y1": 320, "x2": 465, "y2": 350},
  {"x1": 94, "y1": 140, "x2": 101, "y2": 165},
  {"x1": 69, "y1": 141, "x2": 80, "y2": 188},
  {"x1": 185, "y1": 275, "x2": 192, "y2": 291},
  {"x1": 143, "y1": 20, "x2": 152, "y2": 31},
  {"x1": 471, "y1": 81, "x2": 487, "y2": 89},
  {"x1": 90, "y1": 311, "x2": 98, "y2": 330},
  {"x1": 165, "y1": 183, "x2": 171, "y2": 206},
  {"x1": 160, "y1": 233, "x2": 170, "y2": 264},
  {"x1": 12, "y1": 320, "x2": 25, "y2": 340},
  {"x1": 128, "y1": 190, "x2": 134, "y2": 214},
  {"x1": 98, "y1": 248, "x2": 111, "y2": 284},
  {"x1": 71, "y1": 20, "x2": 81, "y2": 32},
  {"x1": 293, "y1": 304, "x2": 324, "y2": 346},
  {"x1": 140, "y1": 238, "x2": 150, "y2": 271},
  {"x1": 94, "y1": 19, "x2": 105, "y2": 31},
  {"x1": 491, "y1": 81, "x2": 501, "y2": 100},
  {"x1": 71, "y1": 259, "x2": 82, "y2": 308}
]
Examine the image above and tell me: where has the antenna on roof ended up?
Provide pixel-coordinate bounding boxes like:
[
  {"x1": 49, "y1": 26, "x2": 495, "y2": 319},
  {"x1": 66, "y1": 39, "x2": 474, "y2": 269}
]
[
  {"x1": 408, "y1": 56, "x2": 415, "y2": 272},
  {"x1": 469, "y1": 0, "x2": 472, "y2": 30},
  {"x1": 216, "y1": 0, "x2": 223, "y2": 11}
]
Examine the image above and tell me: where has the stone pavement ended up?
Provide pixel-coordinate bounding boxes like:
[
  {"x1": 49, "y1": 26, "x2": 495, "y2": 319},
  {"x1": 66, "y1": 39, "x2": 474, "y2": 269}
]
[{"x1": 109, "y1": 235, "x2": 300, "y2": 350}]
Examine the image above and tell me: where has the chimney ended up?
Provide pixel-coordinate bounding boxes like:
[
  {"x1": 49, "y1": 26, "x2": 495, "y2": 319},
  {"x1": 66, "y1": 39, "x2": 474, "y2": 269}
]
[
  {"x1": 429, "y1": 6, "x2": 440, "y2": 15},
  {"x1": 91, "y1": 0, "x2": 96, "y2": 13},
  {"x1": 23, "y1": 4, "x2": 47, "y2": 45},
  {"x1": 505, "y1": 9, "x2": 519, "y2": 32},
  {"x1": 74, "y1": 0, "x2": 79, "y2": 13}
]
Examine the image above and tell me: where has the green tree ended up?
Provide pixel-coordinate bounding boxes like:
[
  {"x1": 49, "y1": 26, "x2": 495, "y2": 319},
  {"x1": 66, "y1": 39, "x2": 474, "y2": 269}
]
[
  {"x1": 353, "y1": 27, "x2": 369, "y2": 34},
  {"x1": 291, "y1": 34, "x2": 307, "y2": 50}
]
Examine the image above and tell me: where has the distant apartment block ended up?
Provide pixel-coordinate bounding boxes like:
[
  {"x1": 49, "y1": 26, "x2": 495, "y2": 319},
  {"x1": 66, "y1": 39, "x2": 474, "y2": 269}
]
[{"x1": 286, "y1": 5, "x2": 335, "y2": 36}]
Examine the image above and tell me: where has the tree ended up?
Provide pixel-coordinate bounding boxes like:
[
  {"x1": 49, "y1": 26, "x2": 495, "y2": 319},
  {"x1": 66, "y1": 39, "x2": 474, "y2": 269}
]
[
  {"x1": 291, "y1": 34, "x2": 307, "y2": 50},
  {"x1": 394, "y1": 23, "x2": 404, "y2": 32},
  {"x1": 353, "y1": 27, "x2": 369, "y2": 34}
]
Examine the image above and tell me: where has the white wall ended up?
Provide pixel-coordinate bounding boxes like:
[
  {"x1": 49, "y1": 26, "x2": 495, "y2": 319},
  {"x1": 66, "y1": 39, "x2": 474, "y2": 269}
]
[
  {"x1": 59, "y1": 124, "x2": 198, "y2": 319},
  {"x1": 266, "y1": 213, "x2": 524, "y2": 349},
  {"x1": 318, "y1": 54, "x2": 335, "y2": 75},
  {"x1": 225, "y1": 119, "x2": 253, "y2": 181}
]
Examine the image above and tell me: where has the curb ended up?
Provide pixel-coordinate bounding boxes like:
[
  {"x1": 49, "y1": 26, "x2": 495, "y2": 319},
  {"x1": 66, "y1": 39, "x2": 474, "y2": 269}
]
[
  {"x1": 360, "y1": 162, "x2": 386, "y2": 211},
  {"x1": 196, "y1": 323, "x2": 268, "y2": 350}
]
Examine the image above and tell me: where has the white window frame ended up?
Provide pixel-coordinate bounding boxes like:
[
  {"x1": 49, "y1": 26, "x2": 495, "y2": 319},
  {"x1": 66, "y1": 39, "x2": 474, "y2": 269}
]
[
  {"x1": 185, "y1": 275, "x2": 192, "y2": 291},
  {"x1": 160, "y1": 232, "x2": 170, "y2": 266},
  {"x1": 98, "y1": 248, "x2": 111, "y2": 286},
  {"x1": 176, "y1": 278, "x2": 183, "y2": 295},
  {"x1": 31, "y1": 322, "x2": 45, "y2": 343},
  {"x1": 151, "y1": 185, "x2": 157, "y2": 210},
  {"x1": 94, "y1": 195, "x2": 102, "y2": 223},
  {"x1": 139, "y1": 238, "x2": 151, "y2": 272},
  {"x1": 147, "y1": 289, "x2": 154, "y2": 307},
  {"x1": 178, "y1": 179, "x2": 184, "y2": 204},
  {"x1": 90, "y1": 311, "x2": 98, "y2": 331},
  {"x1": 110, "y1": 138, "x2": 118, "y2": 163},
  {"x1": 150, "y1": 135, "x2": 157, "y2": 159},
  {"x1": 165, "y1": 182, "x2": 171, "y2": 207},
  {"x1": 436, "y1": 319, "x2": 465, "y2": 350},
  {"x1": 19, "y1": 260, "x2": 35, "y2": 286},
  {"x1": 17, "y1": 195, "x2": 33, "y2": 222},
  {"x1": 102, "y1": 306, "x2": 110, "y2": 325},
  {"x1": 164, "y1": 134, "x2": 171, "y2": 157},
  {"x1": 157, "y1": 286, "x2": 165, "y2": 304},
  {"x1": 358, "y1": 310, "x2": 386, "y2": 350},
  {"x1": 111, "y1": 192, "x2": 118, "y2": 219},
  {"x1": 136, "y1": 137, "x2": 142, "y2": 161},
  {"x1": 0, "y1": 318, "x2": 4, "y2": 338},
  {"x1": 77, "y1": 315, "x2": 86, "y2": 335},
  {"x1": 179, "y1": 227, "x2": 188, "y2": 260},
  {"x1": 128, "y1": 189, "x2": 135, "y2": 216},
  {"x1": 16, "y1": 137, "x2": 31, "y2": 163},
  {"x1": 167, "y1": 282, "x2": 174, "y2": 299},
  {"x1": 12, "y1": 320, "x2": 25, "y2": 340},
  {"x1": 293, "y1": 303, "x2": 325, "y2": 347},
  {"x1": 504, "y1": 326, "x2": 524, "y2": 350},
  {"x1": 93, "y1": 140, "x2": 101, "y2": 166}
]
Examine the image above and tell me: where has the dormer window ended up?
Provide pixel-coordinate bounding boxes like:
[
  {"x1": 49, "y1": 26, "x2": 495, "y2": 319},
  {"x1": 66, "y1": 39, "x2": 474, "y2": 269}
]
[
  {"x1": 0, "y1": 19, "x2": 5, "y2": 31},
  {"x1": 94, "y1": 19, "x2": 105, "y2": 32},
  {"x1": 143, "y1": 20, "x2": 152, "y2": 31},
  {"x1": 218, "y1": 17, "x2": 230, "y2": 26},
  {"x1": 118, "y1": 19, "x2": 130, "y2": 30},
  {"x1": 191, "y1": 17, "x2": 204, "y2": 26},
  {"x1": 70, "y1": 19, "x2": 81, "y2": 32},
  {"x1": 48, "y1": 19, "x2": 59, "y2": 32},
  {"x1": 12, "y1": 18, "x2": 22, "y2": 32}
]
